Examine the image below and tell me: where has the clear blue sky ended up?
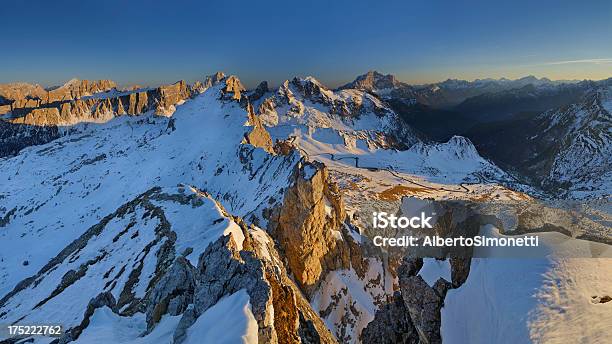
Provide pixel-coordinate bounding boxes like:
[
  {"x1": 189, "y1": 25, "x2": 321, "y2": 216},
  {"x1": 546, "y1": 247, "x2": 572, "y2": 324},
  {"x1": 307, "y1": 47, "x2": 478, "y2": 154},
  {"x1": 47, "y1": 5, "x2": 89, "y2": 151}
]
[{"x1": 1, "y1": 0, "x2": 611, "y2": 88}]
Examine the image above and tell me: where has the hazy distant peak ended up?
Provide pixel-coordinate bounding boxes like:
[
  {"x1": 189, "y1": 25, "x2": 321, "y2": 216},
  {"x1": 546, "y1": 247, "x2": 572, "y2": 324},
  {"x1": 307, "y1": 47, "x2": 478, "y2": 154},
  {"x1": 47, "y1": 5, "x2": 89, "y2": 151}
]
[
  {"x1": 293, "y1": 75, "x2": 328, "y2": 89},
  {"x1": 46, "y1": 78, "x2": 79, "y2": 91},
  {"x1": 62, "y1": 78, "x2": 81, "y2": 87},
  {"x1": 46, "y1": 79, "x2": 117, "y2": 93},
  {"x1": 203, "y1": 71, "x2": 226, "y2": 88},
  {"x1": 341, "y1": 70, "x2": 403, "y2": 91}
]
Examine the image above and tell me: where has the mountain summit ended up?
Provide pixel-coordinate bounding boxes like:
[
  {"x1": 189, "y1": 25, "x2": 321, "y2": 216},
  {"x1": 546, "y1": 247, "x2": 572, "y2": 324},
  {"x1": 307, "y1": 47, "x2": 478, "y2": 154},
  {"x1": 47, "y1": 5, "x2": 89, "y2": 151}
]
[{"x1": 341, "y1": 70, "x2": 404, "y2": 91}]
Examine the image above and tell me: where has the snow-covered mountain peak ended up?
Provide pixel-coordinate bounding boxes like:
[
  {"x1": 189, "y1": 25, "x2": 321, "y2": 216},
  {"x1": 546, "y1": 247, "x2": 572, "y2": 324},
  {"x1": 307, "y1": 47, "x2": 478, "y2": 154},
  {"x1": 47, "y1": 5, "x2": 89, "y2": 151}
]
[
  {"x1": 446, "y1": 135, "x2": 480, "y2": 152},
  {"x1": 289, "y1": 76, "x2": 336, "y2": 100},
  {"x1": 409, "y1": 135, "x2": 484, "y2": 163},
  {"x1": 59, "y1": 77, "x2": 81, "y2": 88},
  {"x1": 254, "y1": 75, "x2": 420, "y2": 149},
  {"x1": 300, "y1": 75, "x2": 328, "y2": 88}
]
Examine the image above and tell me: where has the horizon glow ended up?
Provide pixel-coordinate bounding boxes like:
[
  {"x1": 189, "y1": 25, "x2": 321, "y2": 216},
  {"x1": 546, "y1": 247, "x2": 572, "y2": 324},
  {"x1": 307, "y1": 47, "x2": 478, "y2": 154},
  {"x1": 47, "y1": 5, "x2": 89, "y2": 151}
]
[{"x1": 1, "y1": 0, "x2": 610, "y2": 88}]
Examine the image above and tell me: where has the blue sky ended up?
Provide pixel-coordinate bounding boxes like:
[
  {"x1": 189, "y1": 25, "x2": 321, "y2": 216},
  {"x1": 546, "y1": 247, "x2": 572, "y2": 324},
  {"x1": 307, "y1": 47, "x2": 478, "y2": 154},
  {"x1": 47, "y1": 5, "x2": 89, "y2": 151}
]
[{"x1": 1, "y1": 0, "x2": 611, "y2": 88}]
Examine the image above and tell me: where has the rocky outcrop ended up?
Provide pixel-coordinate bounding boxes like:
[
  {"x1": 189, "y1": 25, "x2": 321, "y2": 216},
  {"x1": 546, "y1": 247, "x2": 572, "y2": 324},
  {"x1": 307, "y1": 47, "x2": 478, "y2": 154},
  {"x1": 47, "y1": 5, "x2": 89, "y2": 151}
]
[
  {"x1": 10, "y1": 98, "x2": 119, "y2": 126},
  {"x1": 0, "y1": 82, "x2": 48, "y2": 112},
  {"x1": 362, "y1": 256, "x2": 455, "y2": 344},
  {"x1": 221, "y1": 75, "x2": 246, "y2": 101},
  {"x1": 46, "y1": 79, "x2": 116, "y2": 104},
  {"x1": 0, "y1": 82, "x2": 46, "y2": 99},
  {"x1": 399, "y1": 275, "x2": 449, "y2": 344},
  {"x1": 270, "y1": 160, "x2": 347, "y2": 295},
  {"x1": 243, "y1": 104, "x2": 274, "y2": 153},
  {"x1": 257, "y1": 96, "x2": 280, "y2": 126},
  {"x1": 288, "y1": 78, "x2": 344, "y2": 114},
  {"x1": 152, "y1": 81, "x2": 191, "y2": 116},
  {"x1": 262, "y1": 156, "x2": 374, "y2": 340},
  {"x1": 208, "y1": 74, "x2": 275, "y2": 154},
  {"x1": 249, "y1": 81, "x2": 269, "y2": 101},
  {"x1": 128, "y1": 91, "x2": 149, "y2": 115},
  {"x1": 189, "y1": 72, "x2": 226, "y2": 95},
  {"x1": 9, "y1": 107, "x2": 62, "y2": 125},
  {"x1": 10, "y1": 97, "x2": 42, "y2": 109},
  {"x1": 145, "y1": 256, "x2": 196, "y2": 330},
  {"x1": 4, "y1": 80, "x2": 192, "y2": 126},
  {"x1": 361, "y1": 291, "x2": 419, "y2": 344},
  {"x1": 359, "y1": 252, "x2": 474, "y2": 344},
  {"x1": 0, "y1": 104, "x2": 11, "y2": 115},
  {"x1": 204, "y1": 71, "x2": 226, "y2": 89},
  {"x1": 190, "y1": 81, "x2": 206, "y2": 95},
  {"x1": 448, "y1": 257, "x2": 471, "y2": 287},
  {"x1": 116, "y1": 97, "x2": 127, "y2": 115},
  {"x1": 166, "y1": 218, "x2": 337, "y2": 344},
  {"x1": 273, "y1": 138, "x2": 296, "y2": 155}
]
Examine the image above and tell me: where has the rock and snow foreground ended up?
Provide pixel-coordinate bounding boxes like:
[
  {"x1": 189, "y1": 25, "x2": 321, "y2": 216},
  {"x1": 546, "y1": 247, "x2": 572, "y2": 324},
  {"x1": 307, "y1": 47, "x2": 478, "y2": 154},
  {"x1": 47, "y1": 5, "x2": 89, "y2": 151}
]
[{"x1": 0, "y1": 74, "x2": 610, "y2": 344}]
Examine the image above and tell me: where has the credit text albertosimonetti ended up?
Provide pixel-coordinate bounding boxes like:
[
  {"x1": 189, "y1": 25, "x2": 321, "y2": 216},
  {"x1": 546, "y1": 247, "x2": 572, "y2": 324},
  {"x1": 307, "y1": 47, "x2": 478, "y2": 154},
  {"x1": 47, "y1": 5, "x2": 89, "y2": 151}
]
[{"x1": 370, "y1": 212, "x2": 539, "y2": 248}]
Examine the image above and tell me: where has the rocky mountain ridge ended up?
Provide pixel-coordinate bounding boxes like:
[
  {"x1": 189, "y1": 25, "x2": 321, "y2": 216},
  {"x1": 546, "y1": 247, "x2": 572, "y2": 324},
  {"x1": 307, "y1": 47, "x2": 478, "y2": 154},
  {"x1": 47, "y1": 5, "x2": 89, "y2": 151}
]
[
  {"x1": 0, "y1": 79, "x2": 116, "y2": 114},
  {"x1": 453, "y1": 81, "x2": 591, "y2": 122},
  {"x1": 0, "y1": 74, "x2": 229, "y2": 158},
  {"x1": 254, "y1": 75, "x2": 421, "y2": 151}
]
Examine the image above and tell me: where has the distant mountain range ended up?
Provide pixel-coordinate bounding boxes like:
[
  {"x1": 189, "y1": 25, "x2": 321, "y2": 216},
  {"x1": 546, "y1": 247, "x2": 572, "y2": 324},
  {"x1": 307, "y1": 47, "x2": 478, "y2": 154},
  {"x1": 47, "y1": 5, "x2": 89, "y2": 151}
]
[
  {"x1": 340, "y1": 70, "x2": 581, "y2": 109},
  {"x1": 1, "y1": 70, "x2": 610, "y2": 197},
  {"x1": 466, "y1": 78, "x2": 612, "y2": 198}
]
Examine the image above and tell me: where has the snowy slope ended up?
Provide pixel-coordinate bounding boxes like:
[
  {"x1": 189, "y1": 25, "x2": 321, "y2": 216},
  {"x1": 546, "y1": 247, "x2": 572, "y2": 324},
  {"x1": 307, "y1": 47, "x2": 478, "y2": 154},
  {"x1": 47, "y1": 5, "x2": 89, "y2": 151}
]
[
  {"x1": 542, "y1": 83, "x2": 612, "y2": 198},
  {"x1": 74, "y1": 289, "x2": 258, "y2": 344},
  {"x1": 443, "y1": 258, "x2": 612, "y2": 344},
  {"x1": 34, "y1": 289, "x2": 256, "y2": 344},
  {"x1": 257, "y1": 77, "x2": 521, "y2": 190},
  {"x1": 256, "y1": 76, "x2": 420, "y2": 149},
  {"x1": 74, "y1": 308, "x2": 180, "y2": 344},
  {"x1": 0, "y1": 80, "x2": 300, "y2": 299},
  {"x1": 310, "y1": 259, "x2": 393, "y2": 343},
  {"x1": 441, "y1": 225, "x2": 612, "y2": 344},
  {"x1": 182, "y1": 289, "x2": 258, "y2": 344},
  {"x1": 0, "y1": 185, "x2": 256, "y2": 340}
]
